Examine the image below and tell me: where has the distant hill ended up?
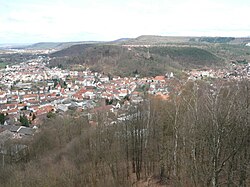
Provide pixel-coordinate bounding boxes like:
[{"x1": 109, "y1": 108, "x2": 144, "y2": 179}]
[
  {"x1": 26, "y1": 42, "x2": 63, "y2": 49},
  {"x1": 50, "y1": 44, "x2": 223, "y2": 76},
  {"x1": 0, "y1": 43, "x2": 30, "y2": 49},
  {"x1": 1, "y1": 35, "x2": 250, "y2": 50},
  {"x1": 21, "y1": 38, "x2": 132, "y2": 50},
  {"x1": 126, "y1": 35, "x2": 192, "y2": 44},
  {"x1": 123, "y1": 35, "x2": 250, "y2": 45},
  {"x1": 24, "y1": 41, "x2": 103, "y2": 50},
  {"x1": 111, "y1": 38, "x2": 133, "y2": 43}
]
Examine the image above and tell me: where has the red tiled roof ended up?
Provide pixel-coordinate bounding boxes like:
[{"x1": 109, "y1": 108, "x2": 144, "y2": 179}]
[
  {"x1": 8, "y1": 108, "x2": 19, "y2": 114},
  {"x1": 154, "y1": 76, "x2": 165, "y2": 81}
]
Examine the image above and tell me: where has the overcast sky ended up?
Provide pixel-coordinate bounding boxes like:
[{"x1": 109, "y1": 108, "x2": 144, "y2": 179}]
[{"x1": 0, "y1": 0, "x2": 249, "y2": 43}]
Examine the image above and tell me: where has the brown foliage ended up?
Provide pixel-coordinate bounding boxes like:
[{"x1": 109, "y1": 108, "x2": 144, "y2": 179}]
[{"x1": 0, "y1": 80, "x2": 249, "y2": 187}]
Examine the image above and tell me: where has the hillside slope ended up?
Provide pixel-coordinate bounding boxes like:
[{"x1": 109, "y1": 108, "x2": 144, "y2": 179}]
[{"x1": 50, "y1": 44, "x2": 223, "y2": 76}]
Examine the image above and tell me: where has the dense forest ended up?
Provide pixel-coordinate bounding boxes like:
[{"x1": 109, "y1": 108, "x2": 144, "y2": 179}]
[{"x1": 0, "y1": 80, "x2": 249, "y2": 187}]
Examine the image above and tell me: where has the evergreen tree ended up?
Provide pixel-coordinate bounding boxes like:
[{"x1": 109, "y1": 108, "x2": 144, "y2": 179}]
[
  {"x1": 0, "y1": 113, "x2": 5, "y2": 124},
  {"x1": 20, "y1": 114, "x2": 29, "y2": 127}
]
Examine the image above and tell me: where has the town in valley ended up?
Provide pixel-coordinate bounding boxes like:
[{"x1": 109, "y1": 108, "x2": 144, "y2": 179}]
[{"x1": 0, "y1": 45, "x2": 249, "y2": 138}]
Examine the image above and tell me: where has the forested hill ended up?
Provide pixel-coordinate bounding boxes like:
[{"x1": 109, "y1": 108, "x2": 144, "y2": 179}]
[
  {"x1": 123, "y1": 35, "x2": 250, "y2": 45},
  {"x1": 50, "y1": 44, "x2": 223, "y2": 77}
]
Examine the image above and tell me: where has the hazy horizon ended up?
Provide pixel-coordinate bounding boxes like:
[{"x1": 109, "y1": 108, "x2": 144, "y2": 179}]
[
  {"x1": 1, "y1": 35, "x2": 250, "y2": 46},
  {"x1": 1, "y1": 0, "x2": 250, "y2": 44}
]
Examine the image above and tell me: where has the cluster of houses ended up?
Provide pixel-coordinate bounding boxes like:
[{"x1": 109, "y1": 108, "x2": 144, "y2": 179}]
[
  {"x1": 0, "y1": 59, "x2": 173, "y2": 140},
  {"x1": 188, "y1": 62, "x2": 250, "y2": 80}
]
